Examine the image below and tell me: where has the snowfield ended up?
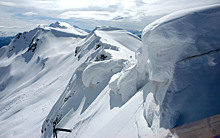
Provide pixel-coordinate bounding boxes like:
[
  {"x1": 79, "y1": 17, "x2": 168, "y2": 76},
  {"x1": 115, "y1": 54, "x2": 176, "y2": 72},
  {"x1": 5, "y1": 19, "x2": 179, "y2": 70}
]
[{"x1": 0, "y1": 4, "x2": 220, "y2": 138}]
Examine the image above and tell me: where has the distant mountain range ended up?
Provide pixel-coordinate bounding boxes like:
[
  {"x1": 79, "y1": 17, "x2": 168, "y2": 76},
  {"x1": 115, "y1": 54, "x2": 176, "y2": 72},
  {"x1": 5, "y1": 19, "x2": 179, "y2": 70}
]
[
  {"x1": 0, "y1": 26, "x2": 141, "y2": 48},
  {"x1": 0, "y1": 36, "x2": 14, "y2": 48}
]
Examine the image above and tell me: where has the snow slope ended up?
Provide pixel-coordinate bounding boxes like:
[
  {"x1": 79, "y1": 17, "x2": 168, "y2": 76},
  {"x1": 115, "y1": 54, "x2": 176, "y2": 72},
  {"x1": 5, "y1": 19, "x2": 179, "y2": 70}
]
[
  {"x1": 41, "y1": 4, "x2": 220, "y2": 138},
  {"x1": 0, "y1": 23, "x2": 141, "y2": 138},
  {"x1": 0, "y1": 22, "x2": 88, "y2": 137},
  {"x1": 41, "y1": 26, "x2": 142, "y2": 138}
]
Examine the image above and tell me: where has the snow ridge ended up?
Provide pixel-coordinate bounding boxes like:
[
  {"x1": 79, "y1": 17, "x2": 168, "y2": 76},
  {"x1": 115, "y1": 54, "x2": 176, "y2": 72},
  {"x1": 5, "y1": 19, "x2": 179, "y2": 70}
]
[
  {"x1": 41, "y1": 26, "x2": 142, "y2": 137},
  {"x1": 42, "y1": 4, "x2": 220, "y2": 138}
]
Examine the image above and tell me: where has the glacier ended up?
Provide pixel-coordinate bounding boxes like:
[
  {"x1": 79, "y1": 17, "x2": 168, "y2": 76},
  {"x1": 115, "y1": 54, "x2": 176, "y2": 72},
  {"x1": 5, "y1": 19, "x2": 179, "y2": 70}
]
[{"x1": 0, "y1": 4, "x2": 220, "y2": 138}]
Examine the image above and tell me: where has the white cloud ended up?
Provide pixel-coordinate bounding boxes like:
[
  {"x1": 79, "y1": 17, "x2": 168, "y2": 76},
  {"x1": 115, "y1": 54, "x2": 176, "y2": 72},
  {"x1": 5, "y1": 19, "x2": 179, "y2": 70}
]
[
  {"x1": 59, "y1": 11, "x2": 114, "y2": 20},
  {"x1": 0, "y1": 0, "x2": 219, "y2": 32},
  {"x1": 22, "y1": 12, "x2": 38, "y2": 16},
  {"x1": 0, "y1": 25, "x2": 24, "y2": 29},
  {"x1": 56, "y1": 0, "x2": 114, "y2": 9},
  {"x1": 1, "y1": 0, "x2": 219, "y2": 17},
  {"x1": 58, "y1": 10, "x2": 144, "y2": 22},
  {"x1": 0, "y1": 1, "x2": 16, "y2": 7}
]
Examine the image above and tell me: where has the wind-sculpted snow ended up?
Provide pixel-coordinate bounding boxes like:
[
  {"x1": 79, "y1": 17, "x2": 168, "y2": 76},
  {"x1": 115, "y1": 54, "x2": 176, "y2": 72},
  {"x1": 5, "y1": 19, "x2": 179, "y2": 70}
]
[
  {"x1": 139, "y1": 4, "x2": 220, "y2": 129},
  {"x1": 82, "y1": 60, "x2": 125, "y2": 88}
]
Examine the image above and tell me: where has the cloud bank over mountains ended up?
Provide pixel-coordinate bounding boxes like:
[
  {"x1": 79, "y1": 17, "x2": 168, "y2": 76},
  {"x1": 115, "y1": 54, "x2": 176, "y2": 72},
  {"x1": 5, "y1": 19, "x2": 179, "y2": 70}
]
[{"x1": 0, "y1": 0, "x2": 219, "y2": 33}]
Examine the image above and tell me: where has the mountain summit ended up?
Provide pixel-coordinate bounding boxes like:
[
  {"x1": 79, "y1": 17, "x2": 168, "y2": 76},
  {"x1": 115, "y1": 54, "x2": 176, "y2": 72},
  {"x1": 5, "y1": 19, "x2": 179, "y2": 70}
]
[
  {"x1": 49, "y1": 21, "x2": 73, "y2": 29},
  {"x1": 49, "y1": 21, "x2": 88, "y2": 35}
]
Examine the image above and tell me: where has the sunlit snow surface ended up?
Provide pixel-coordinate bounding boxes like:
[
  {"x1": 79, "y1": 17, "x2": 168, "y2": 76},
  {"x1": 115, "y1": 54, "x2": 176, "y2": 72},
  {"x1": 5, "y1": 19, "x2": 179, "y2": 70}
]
[
  {"x1": 0, "y1": 4, "x2": 220, "y2": 138},
  {"x1": 140, "y1": 4, "x2": 220, "y2": 129},
  {"x1": 0, "y1": 23, "x2": 88, "y2": 137},
  {"x1": 42, "y1": 4, "x2": 220, "y2": 138}
]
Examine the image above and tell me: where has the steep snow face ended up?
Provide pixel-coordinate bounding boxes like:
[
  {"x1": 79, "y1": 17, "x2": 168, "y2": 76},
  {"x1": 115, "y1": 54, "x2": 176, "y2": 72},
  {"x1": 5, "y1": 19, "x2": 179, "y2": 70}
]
[
  {"x1": 41, "y1": 26, "x2": 142, "y2": 138},
  {"x1": 0, "y1": 23, "x2": 88, "y2": 138},
  {"x1": 139, "y1": 4, "x2": 220, "y2": 129}
]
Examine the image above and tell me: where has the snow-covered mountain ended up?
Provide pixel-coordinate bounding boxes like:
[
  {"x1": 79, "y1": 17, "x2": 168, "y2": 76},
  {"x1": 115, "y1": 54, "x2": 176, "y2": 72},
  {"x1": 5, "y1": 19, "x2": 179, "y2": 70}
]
[
  {"x1": 0, "y1": 22, "x2": 89, "y2": 137},
  {"x1": 0, "y1": 21, "x2": 141, "y2": 137},
  {"x1": 49, "y1": 21, "x2": 88, "y2": 36},
  {"x1": 0, "y1": 31, "x2": 15, "y2": 48},
  {"x1": 0, "y1": 36, "x2": 14, "y2": 48},
  {"x1": 0, "y1": 4, "x2": 220, "y2": 138}
]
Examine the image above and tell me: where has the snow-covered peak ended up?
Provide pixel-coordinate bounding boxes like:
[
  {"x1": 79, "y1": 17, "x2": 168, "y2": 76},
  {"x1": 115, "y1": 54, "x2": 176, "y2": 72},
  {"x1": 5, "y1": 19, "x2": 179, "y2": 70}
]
[
  {"x1": 48, "y1": 21, "x2": 88, "y2": 36},
  {"x1": 49, "y1": 21, "x2": 73, "y2": 29},
  {"x1": 3, "y1": 21, "x2": 89, "y2": 57},
  {"x1": 0, "y1": 20, "x2": 89, "y2": 138}
]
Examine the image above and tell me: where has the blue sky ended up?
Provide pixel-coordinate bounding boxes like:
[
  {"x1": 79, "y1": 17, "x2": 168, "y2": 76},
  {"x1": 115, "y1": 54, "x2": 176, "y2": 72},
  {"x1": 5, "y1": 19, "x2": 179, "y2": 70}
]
[{"x1": 0, "y1": 0, "x2": 219, "y2": 34}]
